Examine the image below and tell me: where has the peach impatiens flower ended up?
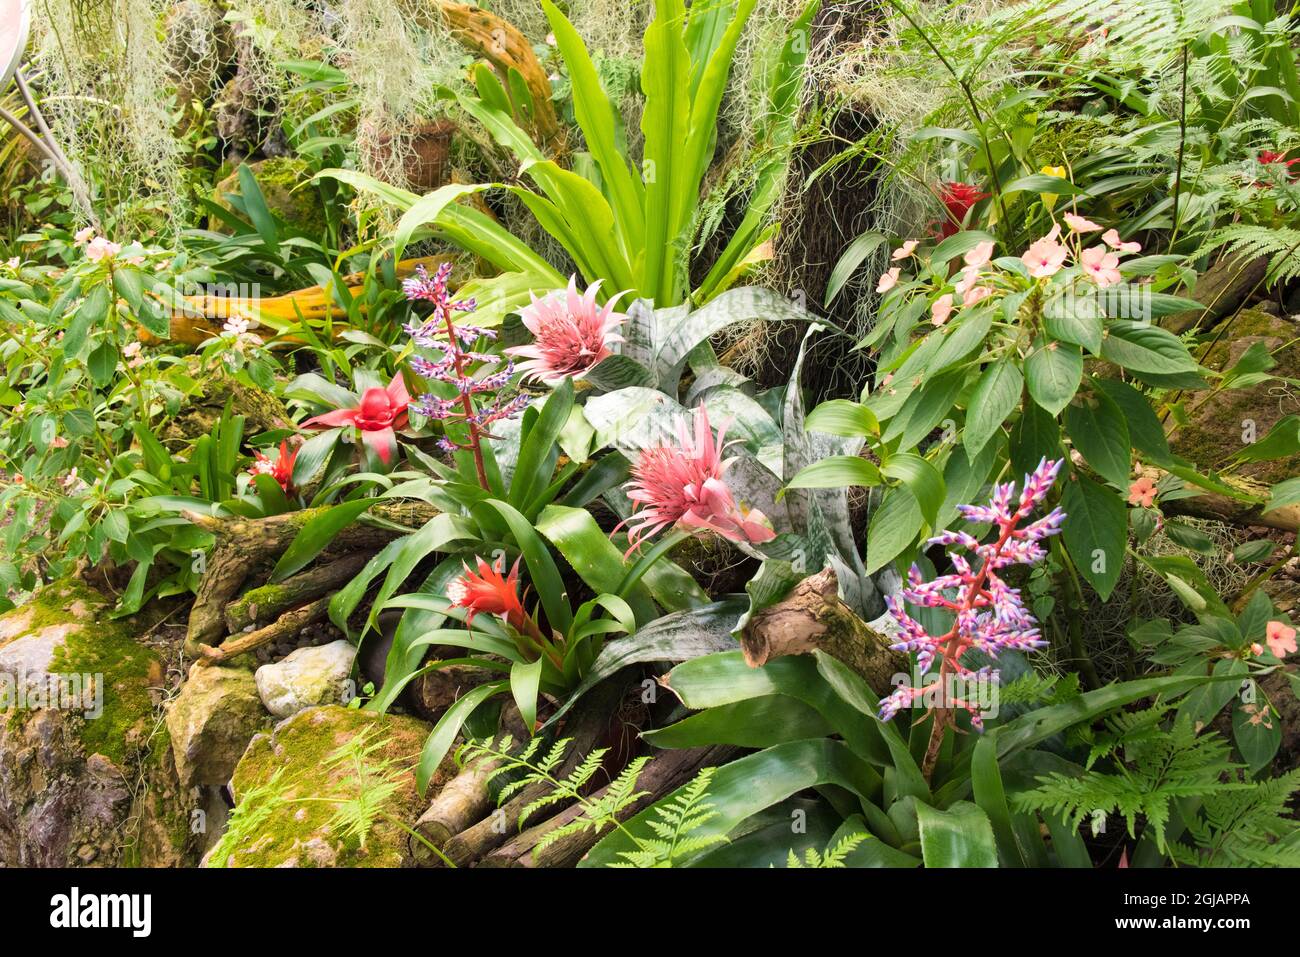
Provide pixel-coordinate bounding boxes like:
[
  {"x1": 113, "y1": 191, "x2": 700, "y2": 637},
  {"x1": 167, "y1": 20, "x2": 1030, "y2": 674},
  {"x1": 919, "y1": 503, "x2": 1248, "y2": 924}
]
[
  {"x1": 623, "y1": 405, "x2": 776, "y2": 553},
  {"x1": 963, "y1": 240, "x2": 995, "y2": 269},
  {"x1": 1266, "y1": 620, "x2": 1297, "y2": 659},
  {"x1": 892, "y1": 240, "x2": 919, "y2": 261},
  {"x1": 1127, "y1": 476, "x2": 1157, "y2": 507},
  {"x1": 84, "y1": 236, "x2": 122, "y2": 262},
  {"x1": 1063, "y1": 212, "x2": 1101, "y2": 233},
  {"x1": 506, "y1": 276, "x2": 627, "y2": 384},
  {"x1": 962, "y1": 284, "x2": 993, "y2": 307},
  {"x1": 930, "y1": 293, "x2": 954, "y2": 326},
  {"x1": 1102, "y1": 229, "x2": 1141, "y2": 254},
  {"x1": 1081, "y1": 244, "x2": 1123, "y2": 287},
  {"x1": 1021, "y1": 226, "x2": 1068, "y2": 279},
  {"x1": 877, "y1": 267, "x2": 901, "y2": 293}
]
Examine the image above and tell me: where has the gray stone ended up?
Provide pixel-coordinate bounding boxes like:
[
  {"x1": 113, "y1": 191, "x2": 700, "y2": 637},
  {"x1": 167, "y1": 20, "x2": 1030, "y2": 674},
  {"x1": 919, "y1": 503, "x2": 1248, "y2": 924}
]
[{"x1": 255, "y1": 640, "x2": 356, "y2": 718}]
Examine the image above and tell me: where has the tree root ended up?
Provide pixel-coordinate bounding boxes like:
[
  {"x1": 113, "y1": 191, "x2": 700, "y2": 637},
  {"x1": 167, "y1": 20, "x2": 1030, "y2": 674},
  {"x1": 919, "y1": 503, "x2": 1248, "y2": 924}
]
[{"x1": 740, "y1": 567, "x2": 904, "y2": 696}]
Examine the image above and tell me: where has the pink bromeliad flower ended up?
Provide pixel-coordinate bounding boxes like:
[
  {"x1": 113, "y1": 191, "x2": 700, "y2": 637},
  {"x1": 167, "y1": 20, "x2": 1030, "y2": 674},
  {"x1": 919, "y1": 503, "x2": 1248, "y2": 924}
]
[
  {"x1": 623, "y1": 405, "x2": 776, "y2": 553},
  {"x1": 506, "y1": 276, "x2": 627, "y2": 384},
  {"x1": 302, "y1": 374, "x2": 411, "y2": 465}
]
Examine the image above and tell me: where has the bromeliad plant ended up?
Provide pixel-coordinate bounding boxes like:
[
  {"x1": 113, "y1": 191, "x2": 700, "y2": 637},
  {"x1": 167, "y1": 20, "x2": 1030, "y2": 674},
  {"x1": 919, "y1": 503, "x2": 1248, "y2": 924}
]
[{"x1": 322, "y1": 0, "x2": 820, "y2": 309}]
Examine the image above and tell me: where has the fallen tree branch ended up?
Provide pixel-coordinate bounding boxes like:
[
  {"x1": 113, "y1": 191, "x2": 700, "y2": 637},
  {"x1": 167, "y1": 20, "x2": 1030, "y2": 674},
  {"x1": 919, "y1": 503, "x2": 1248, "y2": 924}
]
[
  {"x1": 224, "y1": 552, "x2": 374, "y2": 632},
  {"x1": 195, "y1": 596, "x2": 333, "y2": 665},
  {"x1": 183, "y1": 502, "x2": 439, "y2": 655},
  {"x1": 423, "y1": 678, "x2": 632, "y2": 867},
  {"x1": 476, "y1": 744, "x2": 739, "y2": 868},
  {"x1": 740, "y1": 568, "x2": 904, "y2": 696}
]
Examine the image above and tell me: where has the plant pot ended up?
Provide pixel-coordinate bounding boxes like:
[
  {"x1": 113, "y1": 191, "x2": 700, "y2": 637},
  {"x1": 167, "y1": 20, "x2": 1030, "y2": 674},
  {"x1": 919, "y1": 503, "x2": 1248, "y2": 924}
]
[{"x1": 369, "y1": 119, "x2": 456, "y2": 192}]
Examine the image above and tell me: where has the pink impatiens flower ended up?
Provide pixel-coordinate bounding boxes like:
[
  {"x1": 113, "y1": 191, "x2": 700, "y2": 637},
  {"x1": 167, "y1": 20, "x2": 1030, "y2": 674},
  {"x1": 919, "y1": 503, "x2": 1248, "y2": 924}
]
[
  {"x1": 1127, "y1": 476, "x2": 1157, "y2": 508},
  {"x1": 1266, "y1": 620, "x2": 1297, "y2": 659},
  {"x1": 84, "y1": 236, "x2": 122, "y2": 262},
  {"x1": 1063, "y1": 212, "x2": 1101, "y2": 233},
  {"x1": 892, "y1": 240, "x2": 919, "y2": 261},
  {"x1": 877, "y1": 267, "x2": 901, "y2": 293},
  {"x1": 963, "y1": 240, "x2": 995, "y2": 269},
  {"x1": 506, "y1": 276, "x2": 626, "y2": 384},
  {"x1": 1021, "y1": 226, "x2": 1068, "y2": 279},
  {"x1": 962, "y1": 284, "x2": 993, "y2": 307},
  {"x1": 623, "y1": 405, "x2": 776, "y2": 553},
  {"x1": 1102, "y1": 229, "x2": 1141, "y2": 254},
  {"x1": 302, "y1": 374, "x2": 411, "y2": 465},
  {"x1": 1081, "y1": 245, "x2": 1123, "y2": 287},
  {"x1": 930, "y1": 293, "x2": 954, "y2": 326}
]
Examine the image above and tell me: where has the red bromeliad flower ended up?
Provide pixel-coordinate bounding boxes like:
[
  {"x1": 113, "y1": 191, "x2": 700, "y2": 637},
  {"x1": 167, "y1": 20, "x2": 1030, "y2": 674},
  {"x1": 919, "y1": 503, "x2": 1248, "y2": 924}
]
[
  {"x1": 446, "y1": 556, "x2": 555, "y2": 662},
  {"x1": 447, "y1": 556, "x2": 530, "y2": 630},
  {"x1": 935, "y1": 181, "x2": 989, "y2": 238},
  {"x1": 249, "y1": 440, "x2": 299, "y2": 493},
  {"x1": 623, "y1": 405, "x2": 776, "y2": 553},
  {"x1": 302, "y1": 374, "x2": 411, "y2": 465}
]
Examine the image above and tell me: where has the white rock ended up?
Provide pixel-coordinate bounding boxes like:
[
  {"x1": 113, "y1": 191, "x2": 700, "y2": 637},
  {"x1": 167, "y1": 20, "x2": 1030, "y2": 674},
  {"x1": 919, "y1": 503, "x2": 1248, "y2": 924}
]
[{"x1": 255, "y1": 640, "x2": 356, "y2": 718}]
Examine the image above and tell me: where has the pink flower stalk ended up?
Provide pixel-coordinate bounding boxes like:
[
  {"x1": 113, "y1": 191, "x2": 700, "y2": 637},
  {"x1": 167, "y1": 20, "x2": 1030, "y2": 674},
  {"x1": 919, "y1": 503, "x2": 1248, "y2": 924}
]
[
  {"x1": 1080, "y1": 244, "x2": 1123, "y2": 287},
  {"x1": 506, "y1": 276, "x2": 627, "y2": 384},
  {"x1": 302, "y1": 374, "x2": 411, "y2": 466},
  {"x1": 1021, "y1": 225, "x2": 1068, "y2": 278},
  {"x1": 879, "y1": 457, "x2": 1066, "y2": 737},
  {"x1": 877, "y1": 267, "x2": 900, "y2": 293},
  {"x1": 623, "y1": 405, "x2": 776, "y2": 554},
  {"x1": 403, "y1": 262, "x2": 529, "y2": 487}
]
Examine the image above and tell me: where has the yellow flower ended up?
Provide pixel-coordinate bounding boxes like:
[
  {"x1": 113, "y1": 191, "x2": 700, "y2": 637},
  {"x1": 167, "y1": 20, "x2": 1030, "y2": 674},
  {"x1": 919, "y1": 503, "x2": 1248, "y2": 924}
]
[{"x1": 1039, "y1": 165, "x2": 1067, "y2": 210}]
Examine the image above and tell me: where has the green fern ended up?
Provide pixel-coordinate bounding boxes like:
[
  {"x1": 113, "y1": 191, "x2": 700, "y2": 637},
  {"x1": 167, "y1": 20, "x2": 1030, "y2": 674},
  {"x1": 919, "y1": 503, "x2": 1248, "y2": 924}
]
[
  {"x1": 1199, "y1": 224, "x2": 1300, "y2": 285},
  {"x1": 608, "y1": 767, "x2": 729, "y2": 868},
  {"x1": 1015, "y1": 709, "x2": 1239, "y2": 852},
  {"x1": 785, "y1": 832, "x2": 870, "y2": 868},
  {"x1": 1173, "y1": 768, "x2": 1300, "y2": 866}
]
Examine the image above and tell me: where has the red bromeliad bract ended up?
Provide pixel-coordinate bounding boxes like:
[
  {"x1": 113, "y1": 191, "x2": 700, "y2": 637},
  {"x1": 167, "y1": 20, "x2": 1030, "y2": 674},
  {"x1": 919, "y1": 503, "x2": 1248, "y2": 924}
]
[
  {"x1": 447, "y1": 555, "x2": 530, "y2": 632},
  {"x1": 301, "y1": 374, "x2": 411, "y2": 465},
  {"x1": 623, "y1": 405, "x2": 776, "y2": 553},
  {"x1": 249, "y1": 439, "x2": 299, "y2": 493},
  {"x1": 935, "y1": 181, "x2": 989, "y2": 238}
]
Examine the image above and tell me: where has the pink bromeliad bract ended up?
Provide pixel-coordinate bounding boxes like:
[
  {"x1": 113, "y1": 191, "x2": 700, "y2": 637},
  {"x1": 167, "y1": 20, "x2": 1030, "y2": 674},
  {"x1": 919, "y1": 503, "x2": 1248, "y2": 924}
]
[{"x1": 623, "y1": 405, "x2": 776, "y2": 553}]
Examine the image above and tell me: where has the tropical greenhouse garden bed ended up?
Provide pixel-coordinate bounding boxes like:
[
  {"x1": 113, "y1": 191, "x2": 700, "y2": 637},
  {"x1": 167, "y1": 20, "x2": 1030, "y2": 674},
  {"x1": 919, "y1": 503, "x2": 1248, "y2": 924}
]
[{"x1": 1, "y1": 0, "x2": 1299, "y2": 884}]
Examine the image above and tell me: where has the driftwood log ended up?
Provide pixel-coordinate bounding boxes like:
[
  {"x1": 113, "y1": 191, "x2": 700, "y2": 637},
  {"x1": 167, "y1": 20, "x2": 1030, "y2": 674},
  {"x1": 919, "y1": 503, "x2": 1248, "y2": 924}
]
[
  {"x1": 477, "y1": 744, "x2": 739, "y2": 868},
  {"x1": 1134, "y1": 465, "x2": 1300, "y2": 533},
  {"x1": 183, "y1": 502, "x2": 438, "y2": 655},
  {"x1": 420, "y1": 679, "x2": 632, "y2": 867},
  {"x1": 740, "y1": 567, "x2": 904, "y2": 696}
]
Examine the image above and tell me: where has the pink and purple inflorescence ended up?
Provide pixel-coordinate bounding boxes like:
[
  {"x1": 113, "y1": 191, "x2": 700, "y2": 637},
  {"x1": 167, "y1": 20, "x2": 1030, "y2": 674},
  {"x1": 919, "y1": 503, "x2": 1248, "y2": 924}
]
[{"x1": 878, "y1": 457, "x2": 1067, "y2": 728}]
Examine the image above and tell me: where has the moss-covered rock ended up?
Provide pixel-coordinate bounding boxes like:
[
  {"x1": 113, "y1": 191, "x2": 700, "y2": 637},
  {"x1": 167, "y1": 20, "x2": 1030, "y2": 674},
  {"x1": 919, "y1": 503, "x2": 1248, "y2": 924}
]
[
  {"x1": 0, "y1": 580, "x2": 195, "y2": 866},
  {"x1": 1170, "y1": 308, "x2": 1300, "y2": 485},
  {"x1": 166, "y1": 663, "x2": 268, "y2": 789},
  {"x1": 211, "y1": 157, "x2": 327, "y2": 239},
  {"x1": 210, "y1": 706, "x2": 452, "y2": 868}
]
